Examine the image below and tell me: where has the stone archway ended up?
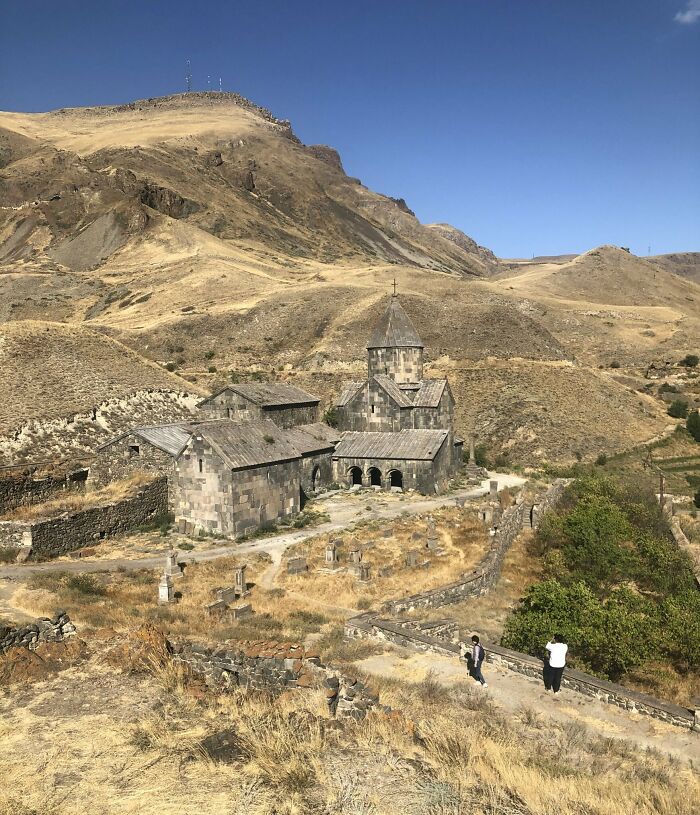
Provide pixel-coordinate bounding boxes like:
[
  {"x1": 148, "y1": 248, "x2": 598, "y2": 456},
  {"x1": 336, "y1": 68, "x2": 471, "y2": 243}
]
[
  {"x1": 311, "y1": 465, "x2": 321, "y2": 492},
  {"x1": 348, "y1": 466, "x2": 363, "y2": 486},
  {"x1": 368, "y1": 467, "x2": 382, "y2": 487},
  {"x1": 389, "y1": 469, "x2": 403, "y2": 489}
]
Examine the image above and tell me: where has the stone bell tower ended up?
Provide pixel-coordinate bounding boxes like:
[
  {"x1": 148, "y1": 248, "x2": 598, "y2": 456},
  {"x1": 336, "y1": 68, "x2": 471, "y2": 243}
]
[{"x1": 367, "y1": 294, "x2": 424, "y2": 384}]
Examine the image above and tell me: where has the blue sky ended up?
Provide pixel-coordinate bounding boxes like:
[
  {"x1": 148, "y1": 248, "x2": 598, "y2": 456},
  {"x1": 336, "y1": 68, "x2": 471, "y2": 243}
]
[{"x1": 1, "y1": 1, "x2": 698, "y2": 258}]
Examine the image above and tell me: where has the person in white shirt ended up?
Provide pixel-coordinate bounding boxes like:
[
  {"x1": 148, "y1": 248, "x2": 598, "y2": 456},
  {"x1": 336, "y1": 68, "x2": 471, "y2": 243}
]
[{"x1": 544, "y1": 634, "x2": 568, "y2": 693}]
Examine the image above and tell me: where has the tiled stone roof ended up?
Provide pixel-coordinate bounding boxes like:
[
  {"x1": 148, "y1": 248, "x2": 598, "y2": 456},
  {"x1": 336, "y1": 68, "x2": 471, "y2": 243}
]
[
  {"x1": 413, "y1": 379, "x2": 447, "y2": 408},
  {"x1": 373, "y1": 375, "x2": 414, "y2": 407},
  {"x1": 97, "y1": 423, "x2": 193, "y2": 457},
  {"x1": 335, "y1": 381, "x2": 364, "y2": 407},
  {"x1": 282, "y1": 423, "x2": 340, "y2": 455},
  {"x1": 367, "y1": 296, "x2": 424, "y2": 349},
  {"x1": 194, "y1": 420, "x2": 301, "y2": 470},
  {"x1": 333, "y1": 430, "x2": 448, "y2": 461},
  {"x1": 199, "y1": 382, "x2": 320, "y2": 408}
]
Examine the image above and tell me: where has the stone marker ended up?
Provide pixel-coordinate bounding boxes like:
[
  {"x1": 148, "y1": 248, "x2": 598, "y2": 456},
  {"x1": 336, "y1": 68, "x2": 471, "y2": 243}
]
[
  {"x1": 158, "y1": 574, "x2": 175, "y2": 605},
  {"x1": 325, "y1": 542, "x2": 340, "y2": 568},
  {"x1": 164, "y1": 549, "x2": 184, "y2": 579},
  {"x1": 349, "y1": 549, "x2": 363, "y2": 563},
  {"x1": 426, "y1": 536, "x2": 441, "y2": 552},
  {"x1": 287, "y1": 557, "x2": 308, "y2": 575},
  {"x1": 489, "y1": 480, "x2": 498, "y2": 498},
  {"x1": 205, "y1": 599, "x2": 228, "y2": 617},
  {"x1": 378, "y1": 566, "x2": 392, "y2": 578},
  {"x1": 216, "y1": 586, "x2": 238, "y2": 604},
  {"x1": 356, "y1": 563, "x2": 371, "y2": 582},
  {"x1": 231, "y1": 603, "x2": 252, "y2": 619},
  {"x1": 234, "y1": 565, "x2": 248, "y2": 595},
  {"x1": 405, "y1": 549, "x2": 420, "y2": 567}
]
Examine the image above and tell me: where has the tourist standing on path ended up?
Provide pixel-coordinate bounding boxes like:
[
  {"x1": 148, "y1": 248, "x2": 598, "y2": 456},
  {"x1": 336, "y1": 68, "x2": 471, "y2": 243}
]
[
  {"x1": 465, "y1": 634, "x2": 488, "y2": 687},
  {"x1": 544, "y1": 634, "x2": 567, "y2": 694}
]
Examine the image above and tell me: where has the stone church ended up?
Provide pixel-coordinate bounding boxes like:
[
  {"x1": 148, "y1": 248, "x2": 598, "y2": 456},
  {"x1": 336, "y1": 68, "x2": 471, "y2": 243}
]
[
  {"x1": 332, "y1": 294, "x2": 462, "y2": 493},
  {"x1": 89, "y1": 295, "x2": 463, "y2": 536}
]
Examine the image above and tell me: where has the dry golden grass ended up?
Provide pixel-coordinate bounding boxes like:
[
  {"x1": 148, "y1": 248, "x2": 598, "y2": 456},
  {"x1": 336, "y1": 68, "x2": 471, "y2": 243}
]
[
  {"x1": 0, "y1": 648, "x2": 696, "y2": 815},
  {"x1": 278, "y1": 507, "x2": 489, "y2": 611},
  {"x1": 2, "y1": 472, "x2": 157, "y2": 521}
]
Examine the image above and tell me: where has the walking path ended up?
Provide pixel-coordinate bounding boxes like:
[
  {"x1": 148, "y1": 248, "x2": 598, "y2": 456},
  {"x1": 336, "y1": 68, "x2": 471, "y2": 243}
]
[
  {"x1": 0, "y1": 473, "x2": 525, "y2": 581},
  {"x1": 356, "y1": 648, "x2": 700, "y2": 766}
]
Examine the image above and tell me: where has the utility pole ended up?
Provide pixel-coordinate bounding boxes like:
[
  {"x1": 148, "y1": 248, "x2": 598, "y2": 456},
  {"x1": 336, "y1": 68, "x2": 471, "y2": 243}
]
[
  {"x1": 185, "y1": 59, "x2": 192, "y2": 93},
  {"x1": 219, "y1": 77, "x2": 223, "y2": 92}
]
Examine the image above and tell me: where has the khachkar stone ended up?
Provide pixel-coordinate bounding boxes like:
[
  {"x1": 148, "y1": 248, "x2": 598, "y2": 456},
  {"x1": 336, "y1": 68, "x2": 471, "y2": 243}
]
[
  {"x1": 287, "y1": 557, "x2": 308, "y2": 575},
  {"x1": 158, "y1": 574, "x2": 175, "y2": 605},
  {"x1": 234, "y1": 565, "x2": 248, "y2": 597},
  {"x1": 425, "y1": 516, "x2": 440, "y2": 552},
  {"x1": 164, "y1": 549, "x2": 183, "y2": 579},
  {"x1": 325, "y1": 541, "x2": 340, "y2": 568},
  {"x1": 489, "y1": 480, "x2": 499, "y2": 498},
  {"x1": 405, "y1": 549, "x2": 420, "y2": 567},
  {"x1": 356, "y1": 563, "x2": 371, "y2": 582},
  {"x1": 349, "y1": 549, "x2": 363, "y2": 563}
]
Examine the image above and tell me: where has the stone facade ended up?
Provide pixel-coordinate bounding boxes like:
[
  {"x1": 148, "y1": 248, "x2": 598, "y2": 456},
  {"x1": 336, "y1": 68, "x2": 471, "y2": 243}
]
[
  {"x1": 0, "y1": 477, "x2": 168, "y2": 560},
  {"x1": 87, "y1": 433, "x2": 177, "y2": 495},
  {"x1": 174, "y1": 433, "x2": 300, "y2": 537},
  {"x1": 197, "y1": 384, "x2": 320, "y2": 429},
  {"x1": 367, "y1": 345, "x2": 424, "y2": 384}
]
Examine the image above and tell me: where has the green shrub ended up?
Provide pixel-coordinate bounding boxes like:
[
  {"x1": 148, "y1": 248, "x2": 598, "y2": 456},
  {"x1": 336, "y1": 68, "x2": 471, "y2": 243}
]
[
  {"x1": 165, "y1": 362, "x2": 177, "y2": 372},
  {"x1": 66, "y1": 574, "x2": 107, "y2": 597},
  {"x1": 658, "y1": 383, "x2": 679, "y2": 394},
  {"x1": 322, "y1": 407, "x2": 339, "y2": 428},
  {"x1": 208, "y1": 365, "x2": 217, "y2": 373},
  {"x1": 687, "y1": 410, "x2": 700, "y2": 442},
  {"x1": 595, "y1": 453, "x2": 608, "y2": 466},
  {"x1": 694, "y1": 489, "x2": 700, "y2": 509},
  {"x1": 680, "y1": 354, "x2": 699, "y2": 368},
  {"x1": 0, "y1": 547, "x2": 19, "y2": 564},
  {"x1": 667, "y1": 400, "x2": 689, "y2": 419},
  {"x1": 204, "y1": 350, "x2": 216, "y2": 360},
  {"x1": 609, "y1": 361, "x2": 621, "y2": 369},
  {"x1": 263, "y1": 434, "x2": 275, "y2": 444}
]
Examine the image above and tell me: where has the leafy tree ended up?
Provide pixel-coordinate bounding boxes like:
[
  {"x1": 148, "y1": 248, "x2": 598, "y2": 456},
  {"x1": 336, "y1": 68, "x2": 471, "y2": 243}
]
[
  {"x1": 322, "y1": 407, "x2": 339, "y2": 428},
  {"x1": 680, "y1": 354, "x2": 699, "y2": 368},
  {"x1": 687, "y1": 410, "x2": 700, "y2": 442},
  {"x1": 667, "y1": 400, "x2": 689, "y2": 419}
]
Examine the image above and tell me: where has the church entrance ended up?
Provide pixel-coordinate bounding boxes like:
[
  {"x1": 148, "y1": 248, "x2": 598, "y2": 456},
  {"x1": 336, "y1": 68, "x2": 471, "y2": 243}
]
[
  {"x1": 368, "y1": 467, "x2": 382, "y2": 487},
  {"x1": 311, "y1": 465, "x2": 321, "y2": 492},
  {"x1": 348, "y1": 466, "x2": 363, "y2": 486},
  {"x1": 389, "y1": 470, "x2": 403, "y2": 489}
]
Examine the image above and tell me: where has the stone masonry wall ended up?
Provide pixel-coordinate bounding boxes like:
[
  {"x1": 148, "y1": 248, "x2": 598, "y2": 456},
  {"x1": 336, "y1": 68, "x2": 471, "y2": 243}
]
[
  {"x1": 0, "y1": 611, "x2": 76, "y2": 654},
  {"x1": 0, "y1": 477, "x2": 168, "y2": 560},
  {"x1": 171, "y1": 639, "x2": 380, "y2": 719},
  {"x1": 0, "y1": 465, "x2": 87, "y2": 514},
  {"x1": 87, "y1": 436, "x2": 176, "y2": 496},
  {"x1": 345, "y1": 615, "x2": 696, "y2": 731},
  {"x1": 382, "y1": 479, "x2": 568, "y2": 614}
]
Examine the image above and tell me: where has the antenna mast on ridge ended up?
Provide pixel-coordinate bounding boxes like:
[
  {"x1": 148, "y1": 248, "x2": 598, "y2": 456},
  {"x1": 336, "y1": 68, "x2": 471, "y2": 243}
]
[
  {"x1": 219, "y1": 77, "x2": 222, "y2": 92},
  {"x1": 185, "y1": 59, "x2": 192, "y2": 93}
]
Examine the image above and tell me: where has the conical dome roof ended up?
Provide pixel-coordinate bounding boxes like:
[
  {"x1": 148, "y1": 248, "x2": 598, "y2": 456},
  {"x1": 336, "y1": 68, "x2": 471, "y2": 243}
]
[{"x1": 367, "y1": 296, "x2": 424, "y2": 349}]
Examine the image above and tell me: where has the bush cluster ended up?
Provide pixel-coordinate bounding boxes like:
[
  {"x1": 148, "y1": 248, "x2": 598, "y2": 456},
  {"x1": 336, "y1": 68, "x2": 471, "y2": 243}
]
[{"x1": 503, "y1": 475, "x2": 700, "y2": 681}]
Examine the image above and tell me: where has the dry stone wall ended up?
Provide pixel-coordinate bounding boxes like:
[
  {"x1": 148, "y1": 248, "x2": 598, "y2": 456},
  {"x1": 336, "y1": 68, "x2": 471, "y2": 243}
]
[
  {"x1": 171, "y1": 639, "x2": 381, "y2": 719},
  {"x1": 383, "y1": 479, "x2": 568, "y2": 614},
  {"x1": 0, "y1": 477, "x2": 168, "y2": 560},
  {"x1": 0, "y1": 464, "x2": 88, "y2": 514},
  {"x1": 0, "y1": 611, "x2": 76, "y2": 654}
]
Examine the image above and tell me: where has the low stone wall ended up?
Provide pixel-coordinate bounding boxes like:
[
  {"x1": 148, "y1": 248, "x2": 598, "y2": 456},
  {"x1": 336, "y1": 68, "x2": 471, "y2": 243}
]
[
  {"x1": 0, "y1": 477, "x2": 168, "y2": 560},
  {"x1": 345, "y1": 615, "x2": 697, "y2": 731},
  {"x1": 0, "y1": 464, "x2": 88, "y2": 514},
  {"x1": 382, "y1": 479, "x2": 568, "y2": 614},
  {"x1": 0, "y1": 611, "x2": 76, "y2": 654},
  {"x1": 171, "y1": 639, "x2": 381, "y2": 719}
]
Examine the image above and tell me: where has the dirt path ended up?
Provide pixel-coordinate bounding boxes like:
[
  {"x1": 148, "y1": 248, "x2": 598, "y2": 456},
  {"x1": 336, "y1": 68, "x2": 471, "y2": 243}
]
[
  {"x1": 356, "y1": 648, "x2": 700, "y2": 766},
  {"x1": 0, "y1": 473, "x2": 525, "y2": 584}
]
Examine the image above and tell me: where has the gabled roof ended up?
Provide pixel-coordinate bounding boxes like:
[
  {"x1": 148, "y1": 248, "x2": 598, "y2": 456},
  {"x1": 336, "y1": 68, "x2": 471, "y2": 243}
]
[
  {"x1": 373, "y1": 375, "x2": 414, "y2": 408},
  {"x1": 333, "y1": 430, "x2": 448, "y2": 461},
  {"x1": 335, "y1": 381, "x2": 365, "y2": 407},
  {"x1": 367, "y1": 296, "x2": 424, "y2": 349},
  {"x1": 198, "y1": 382, "x2": 320, "y2": 409},
  {"x1": 282, "y1": 423, "x2": 341, "y2": 456},
  {"x1": 413, "y1": 379, "x2": 448, "y2": 408},
  {"x1": 97, "y1": 423, "x2": 194, "y2": 457},
  {"x1": 192, "y1": 419, "x2": 301, "y2": 470}
]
